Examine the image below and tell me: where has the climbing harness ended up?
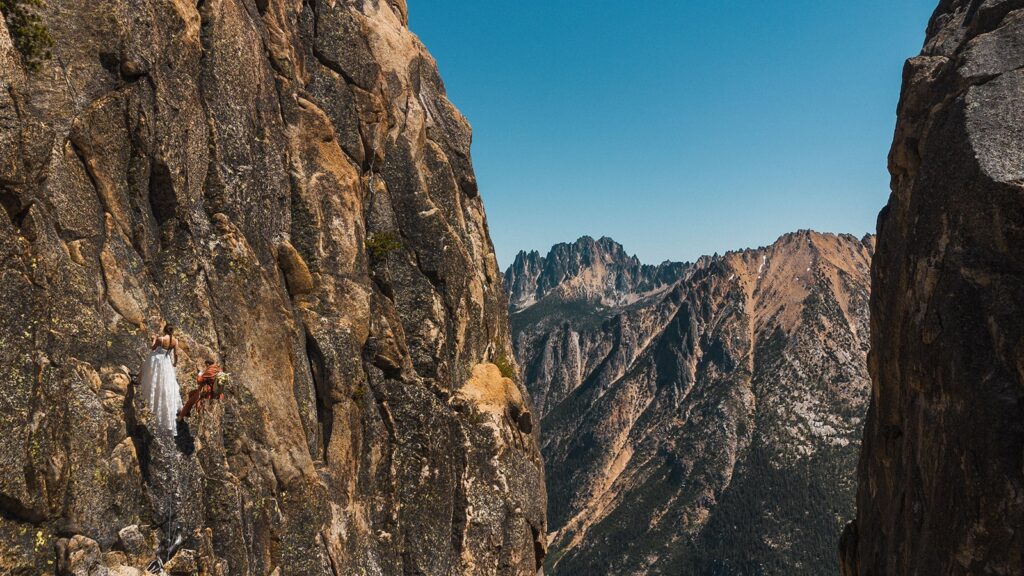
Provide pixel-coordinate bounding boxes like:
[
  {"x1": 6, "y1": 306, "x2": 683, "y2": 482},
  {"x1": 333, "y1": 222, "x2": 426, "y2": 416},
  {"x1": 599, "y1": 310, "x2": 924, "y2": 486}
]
[{"x1": 365, "y1": 134, "x2": 380, "y2": 207}]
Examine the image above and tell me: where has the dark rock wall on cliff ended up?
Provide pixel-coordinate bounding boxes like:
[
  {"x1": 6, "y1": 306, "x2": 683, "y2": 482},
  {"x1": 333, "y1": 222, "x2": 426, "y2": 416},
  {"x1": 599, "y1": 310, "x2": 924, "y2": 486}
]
[
  {"x1": 841, "y1": 2, "x2": 1024, "y2": 574},
  {"x1": 509, "y1": 232, "x2": 874, "y2": 575},
  {"x1": 0, "y1": 0, "x2": 545, "y2": 574}
]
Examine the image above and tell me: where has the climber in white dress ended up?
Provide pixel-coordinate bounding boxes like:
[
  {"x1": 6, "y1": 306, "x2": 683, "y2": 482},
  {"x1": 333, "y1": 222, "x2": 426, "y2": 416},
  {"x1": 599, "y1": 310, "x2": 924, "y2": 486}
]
[{"x1": 139, "y1": 324, "x2": 183, "y2": 435}]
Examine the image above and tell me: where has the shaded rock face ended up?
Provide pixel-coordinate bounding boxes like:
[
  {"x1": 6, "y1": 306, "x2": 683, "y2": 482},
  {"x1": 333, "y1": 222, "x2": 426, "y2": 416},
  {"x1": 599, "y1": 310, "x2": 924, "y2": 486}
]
[
  {"x1": 508, "y1": 232, "x2": 874, "y2": 575},
  {"x1": 840, "y1": 2, "x2": 1024, "y2": 575},
  {"x1": 0, "y1": 1, "x2": 545, "y2": 574}
]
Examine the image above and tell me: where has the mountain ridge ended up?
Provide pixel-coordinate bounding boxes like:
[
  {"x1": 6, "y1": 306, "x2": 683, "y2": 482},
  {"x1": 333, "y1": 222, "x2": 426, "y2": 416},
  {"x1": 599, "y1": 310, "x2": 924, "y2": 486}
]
[
  {"x1": 505, "y1": 235, "x2": 690, "y2": 313},
  {"x1": 509, "y1": 229, "x2": 874, "y2": 574}
]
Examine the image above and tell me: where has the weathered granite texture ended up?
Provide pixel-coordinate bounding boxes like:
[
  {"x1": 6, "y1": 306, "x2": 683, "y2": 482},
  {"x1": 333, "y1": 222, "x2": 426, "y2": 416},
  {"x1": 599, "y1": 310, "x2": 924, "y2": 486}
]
[
  {"x1": 0, "y1": 0, "x2": 545, "y2": 574},
  {"x1": 841, "y1": 1, "x2": 1024, "y2": 574}
]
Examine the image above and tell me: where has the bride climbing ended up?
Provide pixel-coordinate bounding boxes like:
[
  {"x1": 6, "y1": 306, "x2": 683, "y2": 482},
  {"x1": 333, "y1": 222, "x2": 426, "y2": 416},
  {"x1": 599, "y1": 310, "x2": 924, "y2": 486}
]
[{"x1": 139, "y1": 324, "x2": 183, "y2": 435}]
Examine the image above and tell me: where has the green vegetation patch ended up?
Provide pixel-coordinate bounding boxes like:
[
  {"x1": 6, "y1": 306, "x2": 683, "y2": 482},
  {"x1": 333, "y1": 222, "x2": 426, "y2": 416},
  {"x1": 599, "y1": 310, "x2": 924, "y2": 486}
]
[
  {"x1": 510, "y1": 296, "x2": 612, "y2": 335},
  {"x1": 365, "y1": 232, "x2": 402, "y2": 261},
  {"x1": 351, "y1": 384, "x2": 366, "y2": 402},
  {"x1": 1, "y1": 0, "x2": 54, "y2": 70},
  {"x1": 493, "y1": 354, "x2": 515, "y2": 379}
]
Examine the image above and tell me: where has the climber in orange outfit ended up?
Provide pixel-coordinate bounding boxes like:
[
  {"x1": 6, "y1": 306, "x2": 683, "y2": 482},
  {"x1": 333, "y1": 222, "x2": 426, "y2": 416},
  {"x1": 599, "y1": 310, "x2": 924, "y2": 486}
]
[{"x1": 177, "y1": 359, "x2": 222, "y2": 421}]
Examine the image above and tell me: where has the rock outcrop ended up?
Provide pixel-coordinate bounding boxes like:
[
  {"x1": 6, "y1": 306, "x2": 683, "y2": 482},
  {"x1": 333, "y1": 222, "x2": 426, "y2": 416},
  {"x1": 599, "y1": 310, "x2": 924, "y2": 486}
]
[
  {"x1": 0, "y1": 0, "x2": 545, "y2": 574},
  {"x1": 508, "y1": 232, "x2": 874, "y2": 575},
  {"x1": 840, "y1": 2, "x2": 1024, "y2": 574}
]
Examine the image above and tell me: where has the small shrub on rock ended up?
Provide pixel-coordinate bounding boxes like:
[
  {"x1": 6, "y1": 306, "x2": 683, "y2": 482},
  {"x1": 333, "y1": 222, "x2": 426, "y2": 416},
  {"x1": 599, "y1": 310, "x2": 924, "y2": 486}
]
[
  {"x1": 494, "y1": 354, "x2": 515, "y2": 379},
  {"x1": 1, "y1": 0, "x2": 54, "y2": 70},
  {"x1": 366, "y1": 232, "x2": 402, "y2": 261}
]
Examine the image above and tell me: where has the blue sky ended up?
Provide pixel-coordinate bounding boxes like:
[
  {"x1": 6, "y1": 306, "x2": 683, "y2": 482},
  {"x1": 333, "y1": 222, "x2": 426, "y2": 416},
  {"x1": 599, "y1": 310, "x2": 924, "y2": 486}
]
[{"x1": 411, "y1": 1, "x2": 937, "y2": 268}]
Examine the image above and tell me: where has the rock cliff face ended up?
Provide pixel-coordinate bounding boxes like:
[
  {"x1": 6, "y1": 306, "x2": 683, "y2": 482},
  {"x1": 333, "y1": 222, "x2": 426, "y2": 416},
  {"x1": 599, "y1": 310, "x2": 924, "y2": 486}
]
[
  {"x1": 0, "y1": 0, "x2": 545, "y2": 574},
  {"x1": 840, "y1": 2, "x2": 1024, "y2": 574},
  {"x1": 509, "y1": 232, "x2": 874, "y2": 575}
]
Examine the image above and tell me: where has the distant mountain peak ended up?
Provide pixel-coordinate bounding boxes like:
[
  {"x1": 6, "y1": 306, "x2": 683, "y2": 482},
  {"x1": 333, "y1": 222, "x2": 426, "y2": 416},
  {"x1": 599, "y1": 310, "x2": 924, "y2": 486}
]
[
  {"x1": 506, "y1": 231, "x2": 875, "y2": 315},
  {"x1": 508, "y1": 230, "x2": 875, "y2": 574},
  {"x1": 504, "y1": 236, "x2": 687, "y2": 311}
]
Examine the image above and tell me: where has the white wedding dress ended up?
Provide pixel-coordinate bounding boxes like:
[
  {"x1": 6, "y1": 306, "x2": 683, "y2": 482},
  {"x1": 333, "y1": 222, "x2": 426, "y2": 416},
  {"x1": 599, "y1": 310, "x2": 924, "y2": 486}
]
[{"x1": 139, "y1": 343, "x2": 183, "y2": 434}]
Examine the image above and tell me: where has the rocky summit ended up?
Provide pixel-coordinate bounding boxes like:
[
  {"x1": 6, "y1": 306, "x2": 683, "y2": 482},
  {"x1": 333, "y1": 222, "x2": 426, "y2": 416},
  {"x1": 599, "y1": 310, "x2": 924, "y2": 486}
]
[
  {"x1": 0, "y1": 0, "x2": 545, "y2": 574},
  {"x1": 508, "y1": 232, "x2": 874, "y2": 575},
  {"x1": 840, "y1": 1, "x2": 1024, "y2": 574}
]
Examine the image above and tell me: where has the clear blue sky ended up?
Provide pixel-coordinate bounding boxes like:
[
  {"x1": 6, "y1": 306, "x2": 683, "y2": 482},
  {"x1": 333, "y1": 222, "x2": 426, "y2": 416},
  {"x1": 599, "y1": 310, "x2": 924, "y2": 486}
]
[{"x1": 411, "y1": 1, "x2": 937, "y2": 268}]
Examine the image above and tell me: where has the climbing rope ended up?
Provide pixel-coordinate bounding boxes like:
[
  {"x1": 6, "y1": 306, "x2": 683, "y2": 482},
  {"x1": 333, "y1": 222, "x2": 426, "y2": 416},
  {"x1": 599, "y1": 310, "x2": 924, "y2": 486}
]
[
  {"x1": 365, "y1": 132, "x2": 380, "y2": 208},
  {"x1": 145, "y1": 433, "x2": 186, "y2": 574},
  {"x1": 165, "y1": 450, "x2": 178, "y2": 564}
]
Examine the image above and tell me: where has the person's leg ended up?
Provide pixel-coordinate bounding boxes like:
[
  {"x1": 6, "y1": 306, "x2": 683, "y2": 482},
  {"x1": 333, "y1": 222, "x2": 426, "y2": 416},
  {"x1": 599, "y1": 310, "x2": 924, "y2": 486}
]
[
  {"x1": 194, "y1": 384, "x2": 214, "y2": 414},
  {"x1": 178, "y1": 387, "x2": 202, "y2": 420}
]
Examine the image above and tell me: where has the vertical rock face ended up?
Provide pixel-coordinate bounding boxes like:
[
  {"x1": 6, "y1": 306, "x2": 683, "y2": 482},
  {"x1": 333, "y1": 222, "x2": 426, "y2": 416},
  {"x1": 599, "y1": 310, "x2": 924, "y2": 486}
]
[
  {"x1": 841, "y1": 2, "x2": 1024, "y2": 574},
  {"x1": 509, "y1": 232, "x2": 874, "y2": 575},
  {"x1": 0, "y1": 0, "x2": 545, "y2": 574}
]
